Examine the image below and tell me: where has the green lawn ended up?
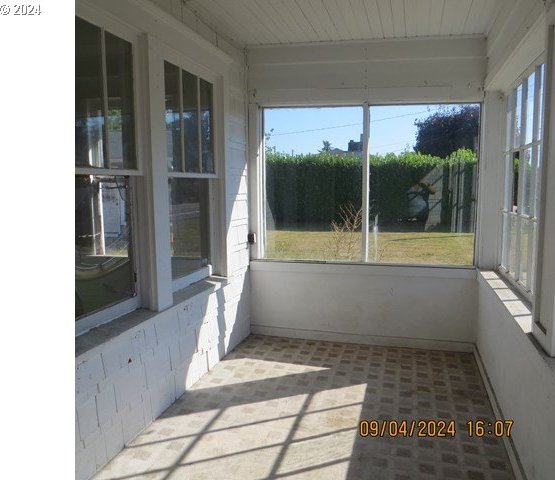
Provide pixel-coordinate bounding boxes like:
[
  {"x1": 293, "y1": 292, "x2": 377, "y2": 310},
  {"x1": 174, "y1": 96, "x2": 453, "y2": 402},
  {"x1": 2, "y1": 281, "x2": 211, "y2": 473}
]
[{"x1": 266, "y1": 229, "x2": 475, "y2": 265}]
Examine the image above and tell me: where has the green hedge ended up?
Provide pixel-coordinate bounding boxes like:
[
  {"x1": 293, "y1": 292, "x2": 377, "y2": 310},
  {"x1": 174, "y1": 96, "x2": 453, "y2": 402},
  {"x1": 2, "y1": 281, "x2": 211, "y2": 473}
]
[{"x1": 266, "y1": 149, "x2": 477, "y2": 228}]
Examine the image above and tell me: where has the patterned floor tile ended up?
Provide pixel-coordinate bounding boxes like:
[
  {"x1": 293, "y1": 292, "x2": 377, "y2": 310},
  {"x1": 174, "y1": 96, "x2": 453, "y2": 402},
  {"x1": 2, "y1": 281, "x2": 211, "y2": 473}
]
[{"x1": 93, "y1": 335, "x2": 515, "y2": 480}]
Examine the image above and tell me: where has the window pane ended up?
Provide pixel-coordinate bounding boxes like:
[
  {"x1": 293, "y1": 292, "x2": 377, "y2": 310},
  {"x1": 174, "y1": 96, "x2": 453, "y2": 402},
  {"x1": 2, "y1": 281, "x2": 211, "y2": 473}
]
[
  {"x1": 500, "y1": 212, "x2": 510, "y2": 270},
  {"x1": 169, "y1": 178, "x2": 210, "y2": 279},
  {"x1": 513, "y1": 84, "x2": 522, "y2": 148},
  {"x1": 105, "y1": 32, "x2": 136, "y2": 169},
  {"x1": 509, "y1": 215, "x2": 518, "y2": 277},
  {"x1": 75, "y1": 176, "x2": 134, "y2": 317},
  {"x1": 164, "y1": 61, "x2": 182, "y2": 172},
  {"x1": 75, "y1": 18, "x2": 105, "y2": 168},
  {"x1": 512, "y1": 152, "x2": 519, "y2": 212},
  {"x1": 519, "y1": 148, "x2": 532, "y2": 215},
  {"x1": 519, "y1": 218, "x2": 531, "y2": 287},
  {"x1": 200, "y1": 79, "x2": 215, "y2": 173},
  {"x1": 534, "y1": 146, "x2": 542, "y2": 217},
  {"x1": 505, "y1": 94, "x2": 514, "y2": 152},
  {"x1": 264, "y1": 107, "x2": 363, "y2": 261},
  {"x1": 529, "y1": 221, "x2": 537, "y2": 292},
  {"x1": 368, "y1": 104, "x2": 479, "y2": 266},
  {"x1": 182, "y1": 72, "x2": 200, "y2": 172},
  {"x1": 525, "y1": 72, "x2": 535, "y2": 145}
]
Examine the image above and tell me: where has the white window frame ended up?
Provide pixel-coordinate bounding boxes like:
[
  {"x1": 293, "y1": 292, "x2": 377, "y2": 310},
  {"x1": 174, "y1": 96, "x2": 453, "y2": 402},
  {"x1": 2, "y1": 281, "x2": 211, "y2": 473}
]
[
  {"x1": 158, "y1": 43, "x2": 224, "y2": 293},
  {"x1": 75, "y1": 9, "x2": 146, "y2": 336},
  {"x1": 498, "y1": 59, "x2": 546, "y2": 302}
]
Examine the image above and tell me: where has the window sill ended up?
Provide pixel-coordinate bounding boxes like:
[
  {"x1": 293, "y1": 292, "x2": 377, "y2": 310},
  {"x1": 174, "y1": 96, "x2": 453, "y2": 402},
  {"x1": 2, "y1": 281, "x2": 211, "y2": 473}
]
[
  {"x1": 477, "y1": 270, "x2": 555, "y2": 368},
  {"x1": 251, "y1": 259, "x2": 477, "y2": 280},
  {"x1": 478, "y1": 270, "x2": 532, "y2": 333},
  {"x1": 76, "y1": 275, "x2": 227, "y2": 359}
]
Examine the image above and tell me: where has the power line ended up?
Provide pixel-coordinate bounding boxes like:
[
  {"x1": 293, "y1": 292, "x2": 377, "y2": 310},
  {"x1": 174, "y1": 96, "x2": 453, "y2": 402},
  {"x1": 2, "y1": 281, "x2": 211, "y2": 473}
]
[{"x1": 268, "y1": 106, "x2": 442, "y2": 137}]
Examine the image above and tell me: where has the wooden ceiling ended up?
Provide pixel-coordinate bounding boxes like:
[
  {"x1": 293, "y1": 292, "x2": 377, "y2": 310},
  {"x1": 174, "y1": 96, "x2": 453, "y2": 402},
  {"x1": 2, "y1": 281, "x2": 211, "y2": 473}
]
[{"x1": 184, "y1": 0, "x2": 505, "y2": 46}]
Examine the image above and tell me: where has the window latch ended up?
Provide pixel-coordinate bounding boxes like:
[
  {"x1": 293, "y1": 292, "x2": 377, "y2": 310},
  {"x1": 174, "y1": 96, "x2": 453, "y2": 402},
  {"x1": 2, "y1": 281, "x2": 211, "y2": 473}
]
[{"x1": 247, "y1": 232, "x2": 256, "y2": 244}]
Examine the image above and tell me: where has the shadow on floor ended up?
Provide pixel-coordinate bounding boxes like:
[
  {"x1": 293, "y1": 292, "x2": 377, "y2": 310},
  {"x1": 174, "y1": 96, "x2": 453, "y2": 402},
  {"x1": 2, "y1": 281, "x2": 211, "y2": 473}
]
[{"x1": 94, "y1": 334, "x2": 515, "y2": 480}]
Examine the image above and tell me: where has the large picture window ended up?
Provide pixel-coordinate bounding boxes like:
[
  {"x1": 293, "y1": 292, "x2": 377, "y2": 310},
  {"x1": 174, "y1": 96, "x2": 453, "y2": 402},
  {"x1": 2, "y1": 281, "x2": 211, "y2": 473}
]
[
  {"x1": 75, "y1": 17, "x2": 138, "y2": 322},
  {"x1": 500, "y1": 64, "x2": 545, "y2": 297},
  {"x1": 263, "y1": 104, "x2": 480, "y2": 266},
  {"x1": 164, "y1": 61, "x2": 215, "y2": 285}
]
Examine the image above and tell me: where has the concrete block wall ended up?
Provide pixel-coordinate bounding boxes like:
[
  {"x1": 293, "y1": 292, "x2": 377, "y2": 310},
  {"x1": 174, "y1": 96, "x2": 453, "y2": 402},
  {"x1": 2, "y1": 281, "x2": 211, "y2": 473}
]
[{"x1": 75, "y1": 275, "x2": 250, "y2": 480}]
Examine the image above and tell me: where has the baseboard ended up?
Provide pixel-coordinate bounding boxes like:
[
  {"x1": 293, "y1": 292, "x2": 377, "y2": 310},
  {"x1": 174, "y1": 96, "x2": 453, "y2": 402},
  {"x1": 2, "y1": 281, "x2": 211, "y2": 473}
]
[
  {"x1": 472, "y1": 346, "x2": 527, "y2": 480},
  {"x1": 251, "y1": 324, "x2": 475, "y2": 352}
]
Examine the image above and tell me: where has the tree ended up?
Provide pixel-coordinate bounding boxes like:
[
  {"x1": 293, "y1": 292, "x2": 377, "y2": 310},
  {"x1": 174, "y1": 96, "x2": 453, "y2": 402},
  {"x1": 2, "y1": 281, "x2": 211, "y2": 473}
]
[
  {"x1": 264, "y1": 128, "x2": 275, "y2": 155},
  {"x1": 414, "y1": 105, "x2": 479, "y2": 158},
  {"x1": 320, "y1": 140, "x2": 332, "y2": 153}
]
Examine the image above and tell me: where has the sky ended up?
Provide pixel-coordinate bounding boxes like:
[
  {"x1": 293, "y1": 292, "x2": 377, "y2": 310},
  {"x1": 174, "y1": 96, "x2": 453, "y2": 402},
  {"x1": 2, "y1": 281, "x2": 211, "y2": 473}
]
[{"x1": 264, "y1": 104, "x2": 458, "y2": 155}]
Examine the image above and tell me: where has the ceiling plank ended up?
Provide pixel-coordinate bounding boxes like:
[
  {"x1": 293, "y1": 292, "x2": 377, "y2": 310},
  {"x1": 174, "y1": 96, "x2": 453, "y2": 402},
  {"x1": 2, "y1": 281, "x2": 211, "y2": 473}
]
[
  {"x1": 254, "y1": 0, "x2": 305, "y2": 44},
  {"x1": 438, "y1": 0, "x2": 459, "y2": 36},
  {"x1": 287, "y1": 0, "x2": 323, "y2": 42},
  {"x1": 346, "y1": 0, "x2": 373, "y2": 40},
  {"x1": 303, "y1": 0, "x2": 341, "y2": 41},
  {"x1": 376, "y1": 0, "x2": 394, "y2": 38},
  {"x1": 428, "y1": 0, "x2": 445, "y2": 36},
  {"x1": 362, "y1": 0, "x2": 385, "y2": 38},
  {"x1": 322, "y1": 0, "x2": 357, "y2": 40},
  {"x1": 390, "y1": 0, "x2": 406, "y2": 37}
]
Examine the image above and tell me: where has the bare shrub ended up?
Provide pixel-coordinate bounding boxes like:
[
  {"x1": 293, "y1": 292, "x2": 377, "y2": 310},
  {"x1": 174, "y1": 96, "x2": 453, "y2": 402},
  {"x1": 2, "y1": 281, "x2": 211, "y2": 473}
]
[{"x1": 325, "y1": 204, "x2": 363, "y2": 260}]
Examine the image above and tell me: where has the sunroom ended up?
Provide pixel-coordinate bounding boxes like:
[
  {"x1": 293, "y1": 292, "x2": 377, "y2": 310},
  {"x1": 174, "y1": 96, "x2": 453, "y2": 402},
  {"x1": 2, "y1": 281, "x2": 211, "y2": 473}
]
[{"x1": 75, "y1": 1, "x2": 555, "y2": 479}]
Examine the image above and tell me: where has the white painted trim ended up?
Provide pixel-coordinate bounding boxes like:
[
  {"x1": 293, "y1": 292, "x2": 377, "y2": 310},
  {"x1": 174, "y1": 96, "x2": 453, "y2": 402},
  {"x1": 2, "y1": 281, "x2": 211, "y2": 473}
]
[
  {"x1": 75, "y1": 296, "x2": 141, "y2": 336},
  {"x1": 142, "y1": 34, "x2": 173, "y2": 311},
  {"x1": 172, "y1": 265, "x2": 212, "y2": 293},
  {"x1": 248, "y1": 104, "x2": 265, "y2": 259},
  {"x1": 251, "y1": 86, "x2": 485, "y2": 107},
  {"x1": 472, "y1": 346, "x2": 526, "y2": 480},
  {"x1": 250, "y1": 260, "x2": 477, "y2": 280},
  {"x1": 75, "y1": 167, "x2": 143, "y2": 177},
  {"x1": 486, "y1": 3, "x2": 546, "y2": 92},
  {"x1": 247, "y1": 35, "x2": 486, "y2": 64},
  {"x1": 168, "y1": 172, "x2": 218, "y2": 179},
  {"x1": 475, "y1": 91, "x2": 505, "y2": 269},
  {"x1": 211, "y1": 74, "x2": 228, "y2": 277},
  {"x1": 251, "y1": 325, "x2": 474, "y2": 353},
  {"x1": 361, "y1": 103, "x2": 370, "y2": 262},
  {"x1": 533, "y1": 5, "x2": 555, "y2": 355}
]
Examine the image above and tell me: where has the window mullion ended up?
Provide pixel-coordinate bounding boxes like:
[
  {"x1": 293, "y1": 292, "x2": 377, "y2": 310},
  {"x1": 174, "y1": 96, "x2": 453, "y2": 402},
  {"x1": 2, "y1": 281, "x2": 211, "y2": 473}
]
[
  {"x1": 178, "y1": 68, "x2": 185, "y2": 173},
  {"x1": 197, "y1": 76, "x2": 202, "y2": 173},
  {"x1": 514, "y1": 79, "x2": 529, "y2": 282},
  {"x1": 527, "y1": 68, "x2": 541, "y2": 289},
  {"x1": 361, "y1": 102, "x2": 370, "y2": 263},
  {"x1": 100, "y1": 28, "x2": 111, "y2": 169}
]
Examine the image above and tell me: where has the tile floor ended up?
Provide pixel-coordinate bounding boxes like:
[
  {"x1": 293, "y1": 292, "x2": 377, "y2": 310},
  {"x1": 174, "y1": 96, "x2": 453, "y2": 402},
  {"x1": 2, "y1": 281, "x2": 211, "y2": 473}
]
[{"x1": 94, "y1": 335, "x2": 515, "y2": 480}]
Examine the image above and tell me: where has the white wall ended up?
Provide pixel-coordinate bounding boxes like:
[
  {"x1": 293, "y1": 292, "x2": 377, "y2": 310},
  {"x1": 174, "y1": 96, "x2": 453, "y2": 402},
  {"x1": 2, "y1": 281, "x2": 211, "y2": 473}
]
[
  {"x1": 476, "y1": 272, "x2": 555, "y2": 480},
  {"x1": 75, "y1": 1, "x2": 250, "y2": 479},
  {"x1": 251, "y1": 262, "x2": 477, "y2": 351},
  {"x1": 247, "y1": 36, "x2": 486, "y2": 105},
  {"x1": 486, "y1": 0, "x2": 545, "y2": 91}
]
